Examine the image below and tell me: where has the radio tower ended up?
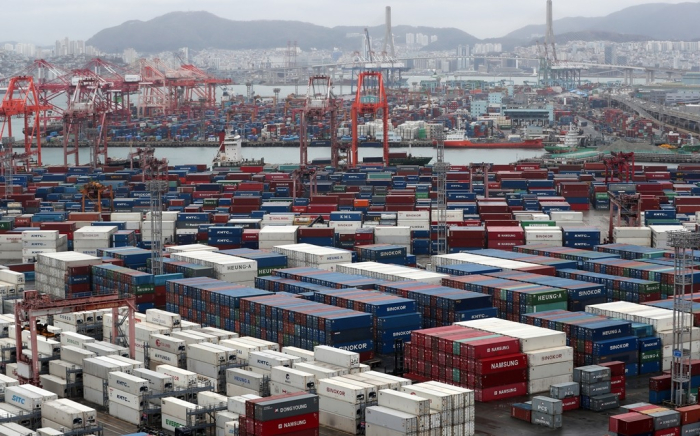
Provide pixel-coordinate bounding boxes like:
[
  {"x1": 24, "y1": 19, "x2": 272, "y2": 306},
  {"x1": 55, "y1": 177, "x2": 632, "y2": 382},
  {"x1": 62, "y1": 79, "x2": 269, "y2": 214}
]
[
  {"x1": 382, "y1": 6, "x2": 396, "y2": 59},
  {"x1": 668, "y1": 230, "x2": 700, "y2": 406}
]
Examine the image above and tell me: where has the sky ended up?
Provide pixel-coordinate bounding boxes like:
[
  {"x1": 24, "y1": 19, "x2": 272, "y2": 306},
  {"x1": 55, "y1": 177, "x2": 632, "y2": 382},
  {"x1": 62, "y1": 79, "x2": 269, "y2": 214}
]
[{"x1": 7, "y1": 0, "x2": 698, "y2": 45}]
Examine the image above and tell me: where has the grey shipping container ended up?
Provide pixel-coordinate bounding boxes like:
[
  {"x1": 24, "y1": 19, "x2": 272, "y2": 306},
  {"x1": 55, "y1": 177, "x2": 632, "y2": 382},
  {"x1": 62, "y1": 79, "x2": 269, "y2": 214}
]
[{"x1": 253, "y1": 393, "x2": 319, "y2": 422}]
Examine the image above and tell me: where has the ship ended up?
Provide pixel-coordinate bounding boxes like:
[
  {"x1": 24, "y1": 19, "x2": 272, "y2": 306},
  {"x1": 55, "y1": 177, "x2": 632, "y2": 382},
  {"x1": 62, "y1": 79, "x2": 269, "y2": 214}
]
[
  {"x1": 212, "y1": 130, "x2": 265, "y2": 169},
  {"x1": 388, "y1": 152, "x2": 432, "y2": 166},
  {"x1": 442, "y1": 130, "x2": 543, "y2": 149},
  {"x1": 545, "y1": 124, "x2": 585, "y2": 154}
]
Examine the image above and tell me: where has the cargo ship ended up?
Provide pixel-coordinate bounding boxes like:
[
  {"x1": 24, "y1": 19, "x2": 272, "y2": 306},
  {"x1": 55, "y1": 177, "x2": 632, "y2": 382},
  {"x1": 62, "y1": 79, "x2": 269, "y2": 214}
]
[
  {"x1": 443, "y1": 131, "x2": 543, "y2": 149},
  {"x1": 212, "y1": 130, "x2": 264, "y2": 169}
]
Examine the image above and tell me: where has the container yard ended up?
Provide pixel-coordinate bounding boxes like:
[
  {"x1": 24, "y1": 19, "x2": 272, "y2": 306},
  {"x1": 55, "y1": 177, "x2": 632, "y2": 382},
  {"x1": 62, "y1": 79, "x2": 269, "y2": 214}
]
[
  {"x1": 4, "y1": 8, "x2": 700, "y2": 434},
  {"x1": 0, "y1": 152, "x2": 694, "y2": 436}
]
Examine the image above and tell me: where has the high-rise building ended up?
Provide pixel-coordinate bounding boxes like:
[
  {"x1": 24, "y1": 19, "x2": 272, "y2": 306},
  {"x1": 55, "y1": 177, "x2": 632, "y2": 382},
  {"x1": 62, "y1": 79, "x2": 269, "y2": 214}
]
[
  {"x1": 123, "y1": 48, "x2": 138, "y2": 64},
  {"x1": 457, "y1": 45, "x2": 470, "y2": 70},
  {"x1": 406, "y1": 33, "x2": 415, "y2": 45},
  {"x1": 604, "y1": 45, "x2": 615, "y2": 64}
]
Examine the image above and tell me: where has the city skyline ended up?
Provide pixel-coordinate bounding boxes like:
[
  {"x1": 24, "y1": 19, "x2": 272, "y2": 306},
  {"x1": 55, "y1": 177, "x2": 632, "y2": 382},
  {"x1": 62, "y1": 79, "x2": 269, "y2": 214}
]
[{"x1": 3, "y1": 0, "x2": 697, "y2": 45}]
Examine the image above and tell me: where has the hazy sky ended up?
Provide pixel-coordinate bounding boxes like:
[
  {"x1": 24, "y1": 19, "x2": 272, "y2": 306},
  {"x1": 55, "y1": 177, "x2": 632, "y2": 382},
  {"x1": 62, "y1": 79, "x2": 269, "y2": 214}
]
[{"x1": 8, "y1": 0, "x2": 698, "y2": 45}]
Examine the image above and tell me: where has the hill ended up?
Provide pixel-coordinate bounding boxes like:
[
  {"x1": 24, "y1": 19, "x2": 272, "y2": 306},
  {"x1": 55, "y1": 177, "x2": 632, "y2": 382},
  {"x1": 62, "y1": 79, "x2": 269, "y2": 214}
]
[
  {"x1": 505, "y1": 2, "x2": 700, "y2": 42},
  {"x1": 87, "y1": 11, "x2": 480, "y2": 53}
]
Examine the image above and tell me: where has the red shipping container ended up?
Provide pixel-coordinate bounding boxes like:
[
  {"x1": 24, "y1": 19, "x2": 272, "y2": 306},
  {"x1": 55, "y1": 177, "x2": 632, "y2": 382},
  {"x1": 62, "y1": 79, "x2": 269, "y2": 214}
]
[
  {"x1": 677, "y1": 405, "x2": 700, "y2": 425},
  {"x1": 654, "y1": 428, "x2": 680, "y2": 436},
  {"x1": 467, "y1": 337, "x2": 521, "y2": 360},
  {"x1": 470, "y1": 369, "x2": 527, "y2": 388},
  {"x1": 609, "y1": 413, "x2": 653, "y2": 434},
  {"x1": 471, "y1": 353, "x2": 527, "y2": 375},
  {"x1": 598, "y1": 361, "x2": 626, "y2": 377},
  {"x1": 510, "y1": 404, "x2": 531, "y2": 422},
  {"x1": 475, "y1": 382, "x2": 527, "y2": 402},
  {"x1": 561, "y1": 396, "x2": 580, "y2": 411}
]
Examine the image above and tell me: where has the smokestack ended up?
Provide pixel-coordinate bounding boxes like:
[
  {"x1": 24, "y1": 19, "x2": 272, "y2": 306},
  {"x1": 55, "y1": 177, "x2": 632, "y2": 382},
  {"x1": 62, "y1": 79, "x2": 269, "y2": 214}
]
[{"x1": 383, "y1": 6, "x2": 396, "y2": 58}]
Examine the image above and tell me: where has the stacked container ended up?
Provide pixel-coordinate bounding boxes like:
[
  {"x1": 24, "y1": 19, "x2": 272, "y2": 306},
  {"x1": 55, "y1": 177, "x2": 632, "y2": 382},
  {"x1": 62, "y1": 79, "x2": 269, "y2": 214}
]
[
  {"x1": 486, "y1": 226, "x2": 524, "y2": 249},
  {"x1": 404, "y1": 324, "x2": 527, "y2": 401},
  {"x1": 521, "y1": 310, "x2": 643, "y2": 371},
  {"x1": 258, "y1": 226, "x2": 298, "y2": 249},
  {"x1": 169, "y1": 251, "x2": 257, "y2": 285},
  {"x1": 650, "y1": 224, "x2": 685, "y2": 249},
  {"x1": 337, "y1": 262, "x2": 448, "y2": 285},
  {"x1": 161, "y1": 397, "x2": 203, "y2": 432},
  {"x1": 271, "y1": 244, "x2": 352, "y2": 271},
  {"x1": 431, "y1": 252, "x2": 555, "y2": 275},
  {"x1": 73, "y1": 226, "x2": 117, "y2": 256},
  {"x1": 239, "y1": 294, "x2": 374, "y2": 358},
  {"x1": 482, "y1": 270, "x2": 607, "y2": 311},
  {"x1": 91, "y1": 264, "x2": 154, "y2": 297},
  {"x1": 613, "y1": 227, "x2": 652, "y2": 246},
  {"x1": 444, "y1": 274, "x2": 568, "y2": 320},
  {"x1": 83, "y1": 356, "x2": 138, "y2": 405},
  {"x1": 0, "y1": 234, "x2": 22, "y2": 262},
  {"x1": 456, "y1": 318, "x2": 571, "y2": 395},
  {"x1": 530, "y1": 396, "x2": 563, "y2": 428},
  {"x1": 6, "y1": 384, "x2": 58, "y2": 412},
  {"x1": 312, "y1": 288, "x2": 417, "y2": 348},
  {"x1": 557, "y1": 269, "x2": 661, "y2": 303},
  {"x1": 41, "y1": 399, "x2": 96, "y2": 432},
  {"x1": 239, "y1": 392, "x2": 319, "y2": 436},
  {"x1": 399, "y1": 382, "x2": 475, "y2": 436},
  {"x1": 524, "y1": 226, "x2": 563, "y2": 247},
  {"x1": 166, "y1": 278, "x2": 270, "y2": 331},
  {"x1": 107, "y1": 371, "x2": 149, "y2": 425},
  {"x1": 373, "y1": 227, "x2": 412, "y2": 253},
  {"x1": 21, "y1": 230, "x2": 67, "y2": 262},
  {"x1": 586, "y1": 301, "x2": 695, "y2": 371},
  {"x1": 574, "y1": 365, "x2": 619, "y2": 411},
  {"x1": 186, "y1": 342, "x2": 237, "y2": 393},
  {"x1": 35, "y1": 252, "x2": 102, "y2": 299},
  {"x1": 329, "y1": 211, "x2": 363, "y2": 235}
]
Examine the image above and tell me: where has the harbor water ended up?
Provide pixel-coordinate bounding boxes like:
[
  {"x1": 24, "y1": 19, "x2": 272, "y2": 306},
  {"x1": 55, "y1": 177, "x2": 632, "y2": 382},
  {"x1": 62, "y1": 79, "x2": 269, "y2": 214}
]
[{"x1": 17, "y1": 146, "x2": 545, "y2": 167}]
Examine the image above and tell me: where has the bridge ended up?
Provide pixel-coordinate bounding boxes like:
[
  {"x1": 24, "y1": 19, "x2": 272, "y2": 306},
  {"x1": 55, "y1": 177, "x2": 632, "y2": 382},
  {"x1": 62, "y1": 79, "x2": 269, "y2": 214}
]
[{"x1": 610, "y1": 94, "x2": 700, "y2": 136}]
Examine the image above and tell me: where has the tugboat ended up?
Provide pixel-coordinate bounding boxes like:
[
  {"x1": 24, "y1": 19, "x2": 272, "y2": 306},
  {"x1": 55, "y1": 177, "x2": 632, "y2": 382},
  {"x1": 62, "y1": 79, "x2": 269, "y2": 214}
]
[
  {"x1": 545, "y1": 123, "x2": 586, "y2": 154},
  {"x1": 212, "y1": 129, "x2": 265, "y2": 169}
]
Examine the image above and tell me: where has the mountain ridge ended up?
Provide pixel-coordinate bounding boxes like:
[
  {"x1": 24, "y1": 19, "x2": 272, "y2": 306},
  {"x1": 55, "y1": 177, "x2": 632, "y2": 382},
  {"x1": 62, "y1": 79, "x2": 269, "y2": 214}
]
[{"x1": 86, "y1": 3, "x2": 700, "y2": 53}]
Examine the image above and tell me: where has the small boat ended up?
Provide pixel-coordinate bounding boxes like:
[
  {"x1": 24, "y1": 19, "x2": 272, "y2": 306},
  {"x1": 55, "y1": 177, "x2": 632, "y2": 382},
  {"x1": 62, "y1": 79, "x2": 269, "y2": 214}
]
[{"x1": 443, "y1": 130, "x2": 543, "y2": 149}]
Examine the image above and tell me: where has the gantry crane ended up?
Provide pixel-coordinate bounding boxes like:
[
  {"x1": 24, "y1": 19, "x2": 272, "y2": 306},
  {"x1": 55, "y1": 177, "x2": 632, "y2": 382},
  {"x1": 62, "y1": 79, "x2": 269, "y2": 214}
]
[
  {"x1": 434, "y1": 128, "x2": 450, "y2": 255},
  {"x1": 15, "y1": 290, "x2": 136, "y2": 386},
  {"x1": 80, "y1": 181, "x2": 113, "y2": 213},
  {"x1": 0, "y1": 76, "x2": 50, "y2": 167},
  {"x1": 604, "y1": 151, "x2": 635, "y2": 184},
  {"x1": 291, "y1": 167, "x2": 318, "y2": 201},
  {"x1": 350, "y1": 72, "x2": 389, "y2": 168},
  {"x1": 469, "y1": 163, "x2": 492, "y2": 199},
  {"x1": 298, "y1": 76, "x2": 342, "y2": 167},
  {"x1": 63, "y1": 77, "x2": 111, "y2": 167}
]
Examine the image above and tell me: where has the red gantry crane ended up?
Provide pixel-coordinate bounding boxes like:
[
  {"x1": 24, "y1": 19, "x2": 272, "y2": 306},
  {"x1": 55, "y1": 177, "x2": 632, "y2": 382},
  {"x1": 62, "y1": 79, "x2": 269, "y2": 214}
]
[
  {"x1": 351, "y1": 71, "x2": 389, "y2": 168},
  {"x1": 63, "y1": 77, "x2": 112, "y2": 167},
  {"x1": 0, "y1": 76, "x2": 51, "y2": 168},
  {"x1": 298, "y1": 75, "x2": 341, "y2": 167},
  {"x1": 15, "y1": 290, "x2": 136, "y2": 386}
]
